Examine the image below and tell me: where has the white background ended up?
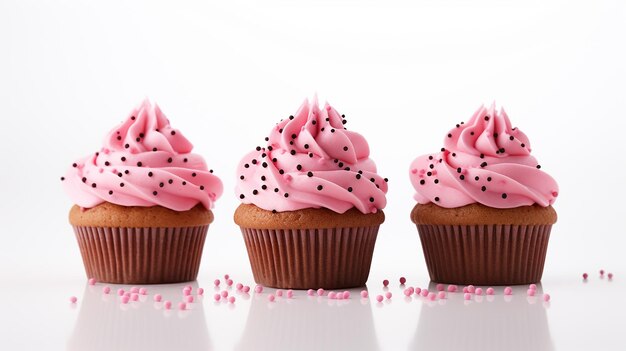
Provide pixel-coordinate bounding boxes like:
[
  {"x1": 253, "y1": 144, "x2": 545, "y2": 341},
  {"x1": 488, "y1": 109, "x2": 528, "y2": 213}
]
[{"x1": 0, "y1": 1, "x2": 625, "y2": 350}]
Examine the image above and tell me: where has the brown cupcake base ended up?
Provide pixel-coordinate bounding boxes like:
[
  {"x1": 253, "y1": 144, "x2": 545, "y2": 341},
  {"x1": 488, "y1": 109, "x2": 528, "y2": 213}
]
[
  {"x1": 73, "y1": 225, "x2": 209, "y2": 284},
  {"x1": 416, "y1": 224, "x2": 552, "y2": 285},
  {"x1": 240, "y1": 226, "x2": 379, "y2": 289}
]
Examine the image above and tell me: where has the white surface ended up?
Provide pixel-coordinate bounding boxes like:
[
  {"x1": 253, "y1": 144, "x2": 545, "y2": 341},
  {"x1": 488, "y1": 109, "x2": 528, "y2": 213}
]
[{"x1": 0, "y1": 0, "x2": 625, "y2": 349}]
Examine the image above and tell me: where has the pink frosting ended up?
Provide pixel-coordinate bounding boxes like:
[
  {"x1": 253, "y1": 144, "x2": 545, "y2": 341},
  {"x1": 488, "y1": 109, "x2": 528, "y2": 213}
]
[
  {"x1": 61, "y1": 100, "x2": 223, "y2": 211},
  {"x1": 235, "y1": 97, "x2": 388, "y2": 214},
  {"x1": 409, "y1": 104, "x2": 558, "y2": 208}
]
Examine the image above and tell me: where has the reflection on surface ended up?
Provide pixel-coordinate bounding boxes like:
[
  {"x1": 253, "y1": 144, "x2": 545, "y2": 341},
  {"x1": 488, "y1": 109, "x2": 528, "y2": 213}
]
[
  {"x1": 67, "y1": 282, "x2": 211, "y2": 351},
  {"x1": 410, "y1": 283, "x2": 554, "y2": 351},
  {"x1": 236, "y1": 288, "x2": 380, "y2": 351}
]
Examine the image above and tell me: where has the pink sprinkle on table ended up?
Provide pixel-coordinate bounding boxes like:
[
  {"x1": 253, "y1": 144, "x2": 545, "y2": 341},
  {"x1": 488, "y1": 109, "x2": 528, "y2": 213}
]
[
  {"x1": 317, "y1": 288, "x2": 325, "y2": 296},
  {"x1": 447, "y1": 285, "x2": 458, "y2": 292},
  {"x1": 276, "y1": 289, "x2": 283, "y2": 297},
  {"x1": 420, "y1": 289, "x2": 429, "y2": 297},
  {"x1": 504, "y1": 287, "x2": 513, "y2": 295},
  {"x1": 221, "y1": 290, "x2": 229, "y2": 298},
  {"x1": 198, "y1": 288, "x2": 204, "y2": 296},
  {"x1": 287, "y1": 290, "x2": 294, "y2": 298},
  {"x1": 336, "y1": 292, "x2": 344, "y2": 300},
  {"x1": 437, "y1": 291, "x2": 446, "y2": 299},
  {"x1": 527, "y1": 289, "x2": 536, "y2": 296},
  {"x1": 102, "y1": 286, "x2": 110, "y2": 294},
  {"x1": 228, "y1": 296, "x2": 236, "y2": 303},
  {"x1": 383, "y1": 279, "x2": 389, "y2": 287},
  {"x1": 224, "y1": 274, "x2": 230, "y2": 280},
  {"x1": 475, "y1": 288, "x2": 483, "y2": 296},
  {"x1": 403, "y1": 289, "x2": 411, "y2": 296},
  {"x1": 343, "y1": 291, "x2": 350, "y2": 299},
  {"x1": 183, "y1": 288, "x2": 191, "y2": 296},
  {"x1": 428, "y1": 292, "x2": 436, "y2": 301},
  {"x1": 186, "y1": 295, "x2": 194, "y2": 303},
  {"x1": 400, "y1": 277, "x2": 406, "y2": 284},
  {"x1": 436, "y1": 284, "x2": 445, "y2": 291},
  {"x1": 600, "y1": 269, "x2": 605, "y2": 276},
  {"x1": 117, "y1": 289, "x2": 125, "y2": 296},
  {"x1": 121, "y1": 295, "x2": 130, "y2": 304},
  {"x1": 131, "y1": 293, "x2": 139, "y2": 301},
  {"x1": 414, "y1": 287, "x2": 421, "y2": 295},
  {"x1": 214, "y1": 279, "x2": 221, "y2": 286},
  {"x1": 243, "y1": 286, "x2": 251, "y2": 293},
  {"x1": 88, "y1": 278, "x2": 96, "y2": 285},
  {"x1": 178, "y1": 302, "x2": 186, "y2": 310},
  {"x1": 467, "y1": 285, "x2": 476, "y2": 293},
  {"x1": 583, "y1": 273, "x2": 588, "y2": 279},
  {"x1": 608, "y1": 273, "x2": 614, "y2": 280},
  {"x1": 464, "y1": 293, "x2": 471, "y2": 300},
  {"x1": 268, "y1": 294, "x2": 275, "y2": 302},
  {"x1": 307, "y1": 289, "x2": 314, "y2": 296},
  {"x1": 529, "y1": 284, "x2": 537, "y2": 290},
  {"x1": 543, "y1": 293, "x2": 551, "y2": 302},
  {"x1": 226, "y1": 279, "x2": 233, "y2": 286},
  {"x1": 486, "y1": 287, "x2": 495, "y2": 295},
  {"x1": 69, "y1": 296, "x2": 77, "y2": 303},
  {"x1": 236, "y1": 283, "x2": 243, "y2": 290},
  {"x1": 361, "y1": 290, "x2": 368, "y2": 298},
  {"x1": 185, "y1": 285, "x2": 192, "y2": 290},
  {"x1": 154, "y1": 294, "x2": 162, "y2": 302},
  {"x1": 130, "y1": 287, "x2": 139, "y2": 294},
  {"x1": 463, "y1": 287, "x2": 469, "y2": 293},
  {"x1": 376, "y1": 295, "x2": 384, "y2": 302},
  {"x1": 407, "y1": 287, "x2": 414, "y2": 295},
  {"x1": 213, "y1": 294, "x2": 221, "y2": 302},
  {"x1": 385, "y1": 292, "x2": 392, "y2": 299},
  {"x1": 139, "y1": 288, "x2": 147, "y2": 295},
  {"x1": 255, "y1": 285, "x2": 264, "y2": 293},
  {"x1": 164, "y1": 300, "x2": 172, "y2": 309}
]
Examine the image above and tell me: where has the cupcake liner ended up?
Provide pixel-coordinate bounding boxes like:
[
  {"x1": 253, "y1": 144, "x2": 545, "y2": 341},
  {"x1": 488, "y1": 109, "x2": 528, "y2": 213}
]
[
  {"x1": 416, "y1": 224, "x2": 552, "y2": 285},
  {"x1": 73, "y1": 225, "x2": 209, "y2": 284},
  {"x1": 240, "y1": 226, "x2": 379, "y2": 289}
]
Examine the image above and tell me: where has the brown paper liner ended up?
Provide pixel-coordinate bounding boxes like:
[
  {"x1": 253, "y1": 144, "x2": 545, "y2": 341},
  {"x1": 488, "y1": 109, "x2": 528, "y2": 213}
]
[
  {"x1": 416, "y1": 224, "x2": 552, "y2": 285},
  {"x1": 73, "y1": 225, "x2": 209, "y2": 284},
  {"x1": 240, "y1": 226, "x2": 379, "y2": 289}
]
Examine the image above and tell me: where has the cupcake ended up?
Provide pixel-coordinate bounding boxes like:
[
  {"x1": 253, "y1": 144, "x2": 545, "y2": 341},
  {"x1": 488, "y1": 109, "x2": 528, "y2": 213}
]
[
  {"x1": 61, "y1": 100, "x2": 223, "y2": 284},
  {"x1": 234, "y1": 97, "x2": 388, "y2": 289},
  {"x1": 409, "y1": 104, "x2": 558, "y2": 285}
]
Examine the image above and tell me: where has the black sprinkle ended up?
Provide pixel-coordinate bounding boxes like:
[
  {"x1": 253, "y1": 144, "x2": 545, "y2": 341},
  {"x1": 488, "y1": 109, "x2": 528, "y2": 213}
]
[
  {"x1": 484, "y1": 116, "x2": 490, "y2": 121},
  {"x1": 429, "y1": 156, "x2": 434, "y2": 160},
  {"x1": 457, "y1": 167, "x2": 462, "y2": 173},
  {"x1": 262, "y1": 162, "x2": 268, "y2": 168},
  {"x1": 480, "y1": 154, "x2": 485, "y2": 159},
  {"x1": 82, "y1": 177, "x2": 87, "y2": 183},
  {"x1": 262, "y1": 185, "x2": 267, "y2": 190},
  {"x1": 307, "y1": 171, "x2": 313, "y2": 177},
  {"x1": 427, "y1": 172, "x2": 432, "y2": 177},
  {"x1": 284, "y1": 193, "x2": 289, "y2": 198},
  {"x1": 274, "y1": 188, "x2": 279, "y2": 192},
  {"x1": 117, "y1": 136, "x2": 122, "y2": 141},
  {"x1": 153, "y1": 147, "x2": 157, "y2": 152},
  {"x1": 124, "y1": 170, "x2": 129, "y2": 174},
  {"x1": 304, "y1": 144, "x2": 309, "y2": 149},
  {"x1": 343, "y1": 146, "x2": 348, "y2": 151},
  {"x1": 252, "y1": 159, "x2": 258, "y2": 165},
  {"x1": 460, "y1": 175, "x2": 465, "y2": 180},
  {"x1": 108, "y1": 190, "x2": 113, "y2": 195},
  {"x1": 296, "y1": 164, "x2": 302, "y2": 171},
  {"x1": 252, "y1": 189, "x2": 258, "y2": 195},
  {"x1": 369, "y1": 197, "x2": 374, "y2": 202},
  {"x1": 171, "y1": 131, "x2": 176, "y2": 136},
  {"x1": 475, "y1": 176, "x2": 479, "y2": 181},
  {"x1": 502, "y1": 193, "x2": 508, "y2": 199},
  {"x1": 118, "y1": 173, "x2": 122, "y2": 177},
  {"x1": 481, "y1": 186, "x2": 487, "y2": 192},
  {"x1": 279, "y1": 169, "x2": 285, "y2": 175},
  {"x1": 137, "y1": 162, "x2": 143, "y2": 167},
  {"x1": 261, "y1": 176, "x2": 266, "y2": 181},
  {"x1": 124, "y1": 144, "x2": 129, "y2": 149},
  {"x1": 356, "y1": 174, "x2": 362, "y2": 179},
  {"x1": 521, "y1": 143, "x2": 526, "y2": 148},
  {"x1": 153, "y1": 191, "x2": 158, "y2": 196},
  {"x1": 240, "y1": 194, "x2": 245, "y2": 199},
  {"x1": 536, "y1": 165, "x2": 541, "y2": 169},
  {"x1": 240, "y1": 175, "x2": 245, "y2": 180},
  {"x1": 105, "y1": 161, "x2": 110, "y2": 166},
  {"x1": 434, "y1": 179, "x2": 439, "y2": 184},
  {"x1": 256, "y1": 146, "x2": 262, "y2": 151},
  {"x1": 72, "y1": 163, "x2": 77, "y2": 168},
  {"x1": 291, "y1": 133, "x2": 297, "y2": 139},
  {"x1": 434, "y1": 197, "x2": 440, "y2": 202},
  {"x1": 317, "y1": 185, "x2": 323, "y2": 191},
  {"x1": 60, "y1": 177, "x2": 65, "y2": 181},
  {"x1": 420, "y1": 180, "x2": 426, "y2": 185},
  {"x1": 290, "y1": 150, "x2": 296, "y2": 155},
  {"x1": 487, "y1": 177, "x2": 492, "y2": 182},
  {"x1": 509, "y1": 136, "x2": 515, "y2": 141},
  {"x1": 159, "y1": 182, "x2": 164, "y2": 188},
  {"x1": 121, "y1": 157, "x2": 126, "y2": 162},
  {"x1": 480, "y1": 162, "x2": 488, "y2": 168},
  {"x1": 244, "y1": 164, "x2": 250, "y2": 168},
  {"x1": 447, "y1": 133, "x2": 452, "y2": 138},
  {"x1": 168, "y1": 179, "x2": 173, "y2": 184},
  {"x1": 192, "y1": 173, "x2": 197, "y2": 177},
  {"x1": 91, "y1": 183, "x2": 96, "y2": 188},
  {"x1": 471, "y1": 132, "x2": 475, "y2": 136},
  {"x1": 148, "y1": 172, "x2": 153, "y2": 177},
  {"x1": 384, "y1": 178, "x2": 388, "y2": 182},
  {"x1": 182, "y1": 181, "x2": 187, "y2": 185},
  {"x1": 120, "y1": 183, "x2": 125, "y2": 187},
  {"x1": 348, "y1": 187, "x2": 353, "y2": 192}
]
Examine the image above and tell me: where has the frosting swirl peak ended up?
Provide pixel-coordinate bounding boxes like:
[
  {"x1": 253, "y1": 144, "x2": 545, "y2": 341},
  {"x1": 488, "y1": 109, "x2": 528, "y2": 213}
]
[
  {"x1": 410, "y1": 104, "x2": 558, "y2": 209},
  {"x1": 235, "y1": 97, "x2": 388, "y2": 214},
  {"x1": 62, "y1": 100, "x2": 223, "y2": 211}
]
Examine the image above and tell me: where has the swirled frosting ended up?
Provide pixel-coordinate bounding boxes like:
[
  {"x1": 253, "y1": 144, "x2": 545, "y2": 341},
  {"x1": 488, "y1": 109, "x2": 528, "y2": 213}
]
[
  {"x1": 61, "y1": 100, "x2": 223, "y2": 211},
  {"x1": 235, "y1": 97, "x2": 388, "y2": 214},
  {"x1": 409, "y1": 104, "x2": 558, "y2": 209}
]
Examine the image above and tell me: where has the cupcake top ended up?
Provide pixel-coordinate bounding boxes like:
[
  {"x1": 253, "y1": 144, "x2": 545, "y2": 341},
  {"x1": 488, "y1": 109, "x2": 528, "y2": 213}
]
[
  {"x1": 409, "y1": 104, "x2": 558, "y2": 209},
  {"x1": 235, "y1": 97, "x2": 388, "y2": 214},
  {"x1": 61, "y1": 100, "x2": 223, "y2": 211}
]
